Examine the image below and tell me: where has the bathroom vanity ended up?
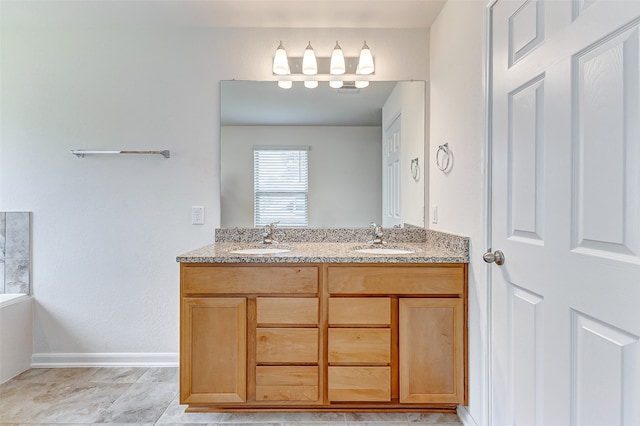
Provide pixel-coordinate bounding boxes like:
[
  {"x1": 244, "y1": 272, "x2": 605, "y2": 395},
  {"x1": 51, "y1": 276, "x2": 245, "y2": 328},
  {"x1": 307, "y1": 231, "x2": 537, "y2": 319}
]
[{"x1": 177, "y1": 228, "x2": 468, "y2": 412}]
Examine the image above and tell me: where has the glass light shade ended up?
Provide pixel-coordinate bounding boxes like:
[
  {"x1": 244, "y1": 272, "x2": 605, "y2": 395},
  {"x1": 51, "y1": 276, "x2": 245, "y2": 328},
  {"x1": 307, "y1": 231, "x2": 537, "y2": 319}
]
[
  {"x1": 272, "y1": 42, "x2": 290, "y2": 75},
  {"x1": 304, "y1": 80, "x2": 318, "y2": 89},
  {"x1": 358, "y1": 41, "x2": 375, "y2": 75},
  {"x1": 302, "y1": 42, "x2": 318, "y2": 75},
  {"x1": 330, "y1": 41, "x2": 345, "y2": 75},
  {"x1": 329, "y1": 80, "x2": 343, "y2": 89},
  {"x1": 355, "y1": 64, "x2": 369, "y2": 88},
  {"x1": 278, "y1": 80, "x2": 292, "y2": 89}
]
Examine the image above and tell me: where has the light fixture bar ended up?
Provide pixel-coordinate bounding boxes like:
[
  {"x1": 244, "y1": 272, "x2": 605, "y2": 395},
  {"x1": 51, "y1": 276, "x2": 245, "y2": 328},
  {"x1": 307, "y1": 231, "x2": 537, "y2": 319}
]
[{"x1": 277, "y1": 57, "x2": 369, "y2": 76}]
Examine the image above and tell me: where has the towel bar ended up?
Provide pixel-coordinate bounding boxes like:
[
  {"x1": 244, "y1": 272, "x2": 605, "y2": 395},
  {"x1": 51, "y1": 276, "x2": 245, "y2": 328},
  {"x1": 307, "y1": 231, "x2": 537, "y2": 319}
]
[{"x1": 71, "y1": 150, "x2": 170, "y2": 159}]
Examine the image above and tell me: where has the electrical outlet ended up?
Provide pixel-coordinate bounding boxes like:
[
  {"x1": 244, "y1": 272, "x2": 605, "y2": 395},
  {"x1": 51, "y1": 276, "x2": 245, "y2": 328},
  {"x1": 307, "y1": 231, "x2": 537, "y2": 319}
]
[
  {"x1": 431, "y1": 205, "x2": 438, "y2": 224},
  {"x1": 191, "y1": 206, "x2": 204, "y2": 225}
]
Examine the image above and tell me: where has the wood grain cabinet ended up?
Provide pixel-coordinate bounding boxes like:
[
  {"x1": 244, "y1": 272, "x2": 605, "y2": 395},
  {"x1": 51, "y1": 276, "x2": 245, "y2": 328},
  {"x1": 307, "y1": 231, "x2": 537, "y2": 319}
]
[
  {"x1": 255, "y1": 296, "x2": 320, "y2": 402},
  {"x1": 180, "y1": 262, "x2": 467, "y2": 410},
  {"x1": 180, "y1": 264, "x2": 321, "y2": 407},
  {"x1": 399, "y1": 298, "x2": 465, "y2": 404},
  {"x1": 328, "y1": 297, "x2": 392, "y2": 402},
  {"x1": 180, "y1": 297, "x2": 247, "y2": 404},
  {"x1": 326, "y1": 265, "x2": 467, "y2": 407}
]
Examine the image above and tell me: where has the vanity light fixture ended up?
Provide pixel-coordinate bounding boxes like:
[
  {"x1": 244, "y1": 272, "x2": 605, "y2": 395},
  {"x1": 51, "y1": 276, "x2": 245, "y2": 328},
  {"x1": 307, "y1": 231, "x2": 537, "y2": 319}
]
[
  {"x1": 273, "y1": 42, "x2": 292, "y2": 88},
  {"x1": 272, "y1": 41, "x2": 290, "y2": 75},
  {"x1": 302, "y1": 42, "x2": 318, "y2": 75},
  {"x1": 330, "y1": 41, "x2": 345, "y2": 75},
  {"x1": 358, "y1": 41, "x2": 375, "y2": 75},
  {"x1": 272, "y1": 40, "x2": 374, "y2": 89}
]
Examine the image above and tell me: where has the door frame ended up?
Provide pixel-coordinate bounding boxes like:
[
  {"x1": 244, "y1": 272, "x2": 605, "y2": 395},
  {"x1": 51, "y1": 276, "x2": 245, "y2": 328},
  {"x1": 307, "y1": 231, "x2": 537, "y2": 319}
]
[{"x1": 482, "y1": 1, "x2": 499, "y2": 425}]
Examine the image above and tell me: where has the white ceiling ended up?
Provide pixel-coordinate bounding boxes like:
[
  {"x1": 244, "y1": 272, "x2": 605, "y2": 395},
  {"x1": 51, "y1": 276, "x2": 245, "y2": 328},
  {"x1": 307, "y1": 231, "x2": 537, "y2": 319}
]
[{"x1": 2, "y1": 0, "x2": 447, "y2": 29}]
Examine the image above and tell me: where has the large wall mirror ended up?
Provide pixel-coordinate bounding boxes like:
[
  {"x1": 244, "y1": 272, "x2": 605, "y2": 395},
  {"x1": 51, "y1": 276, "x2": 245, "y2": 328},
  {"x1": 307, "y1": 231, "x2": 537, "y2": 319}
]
[{"x1": 220, "y1": 80, "x2": 426, "y2": 228}]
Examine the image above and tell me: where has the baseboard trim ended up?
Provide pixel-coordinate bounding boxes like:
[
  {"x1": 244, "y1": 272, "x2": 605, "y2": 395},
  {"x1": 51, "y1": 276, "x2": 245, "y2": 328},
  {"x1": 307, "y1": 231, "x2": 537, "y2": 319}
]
[
  {"x1": 457, "y1": 405, "x2": 479, "y2": 426},
  {"x1": 31, "y1": 352, "x2": 179, "y2": 368}
]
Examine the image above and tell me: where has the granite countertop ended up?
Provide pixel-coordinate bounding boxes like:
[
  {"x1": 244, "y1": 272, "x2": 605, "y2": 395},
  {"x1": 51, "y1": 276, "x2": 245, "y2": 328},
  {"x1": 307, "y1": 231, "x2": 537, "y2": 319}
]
[{"x1": 176, "y1": 228, "x2": 469, "y2": 264}]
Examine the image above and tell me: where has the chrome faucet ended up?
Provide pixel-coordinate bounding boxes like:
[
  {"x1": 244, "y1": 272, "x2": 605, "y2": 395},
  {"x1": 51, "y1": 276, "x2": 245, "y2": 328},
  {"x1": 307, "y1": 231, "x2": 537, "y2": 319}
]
[
  {"x1": 262, "y1": 222, "x2": 279, "y2": 244},
  {"x1": 368, "y1": 222, "x2": 386, "y2": 245}
]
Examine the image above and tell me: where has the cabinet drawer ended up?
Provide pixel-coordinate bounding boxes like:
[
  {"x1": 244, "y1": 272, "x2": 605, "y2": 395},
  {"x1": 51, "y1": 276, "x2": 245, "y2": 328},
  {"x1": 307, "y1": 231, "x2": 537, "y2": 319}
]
[
  {"x1": 328, "y1": 265, "x2": 464, "y2": 295},
  {"x1": 255, "y1": 366, "x2": 318, "y2": 401},
  {"x1": 328, "y1": 298, "x2": 390, "y2": 325},
  {"x1": 256, "y1": 328, "x2": 318, "y2": 363},
  {"x1": 257, "y1": 298, "x2": 318, "y2": 325},
  {"x1": 328, "y1": 366, "x2": 391, "y2": 401},
  {"x1": 328, "y1": 329, "x2": 390, "y2": 364},
  {"x1": 182, "y1": 265, "x2": 318, "y2": 295}
]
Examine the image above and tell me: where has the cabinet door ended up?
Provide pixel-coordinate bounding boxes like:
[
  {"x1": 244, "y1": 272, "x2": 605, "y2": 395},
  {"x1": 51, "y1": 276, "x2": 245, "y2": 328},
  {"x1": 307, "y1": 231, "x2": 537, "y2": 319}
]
[
  {"x1": 181, "y1": 297, "x2": 246, "y2": 404},
  {"x1": 399, "y1": 298, "x2": 464, "y2": 404}
]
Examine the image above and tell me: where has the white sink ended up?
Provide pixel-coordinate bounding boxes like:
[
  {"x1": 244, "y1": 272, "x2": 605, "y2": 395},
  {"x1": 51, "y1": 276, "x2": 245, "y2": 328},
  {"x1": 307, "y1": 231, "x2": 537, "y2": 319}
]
[
  {"x1": 230, "y1": 248, "x2": 291, "y2": 255},
  {"x1": 355, "y1": 247, "x2": 415, "y2": 255}
]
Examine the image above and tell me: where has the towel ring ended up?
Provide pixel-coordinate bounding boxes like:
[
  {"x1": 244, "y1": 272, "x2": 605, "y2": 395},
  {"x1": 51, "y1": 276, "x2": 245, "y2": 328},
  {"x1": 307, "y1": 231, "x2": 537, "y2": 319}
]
[
  {"x1": 410, "y1": 158, "x2": 420, "y2": 181},
  {"x1": 436, "y1": 143, "x2": 451, "y2": 172}
]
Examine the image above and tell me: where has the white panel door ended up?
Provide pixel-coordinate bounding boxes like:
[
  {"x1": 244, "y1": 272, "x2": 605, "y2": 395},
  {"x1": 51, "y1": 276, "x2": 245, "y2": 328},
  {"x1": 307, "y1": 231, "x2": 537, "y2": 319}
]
[
  {"x1": 489, "y1": 1, "x2": 640, "y2": 425},
  {"x1": 383, "y1": 115, "x2": 401, "y2": 227}
]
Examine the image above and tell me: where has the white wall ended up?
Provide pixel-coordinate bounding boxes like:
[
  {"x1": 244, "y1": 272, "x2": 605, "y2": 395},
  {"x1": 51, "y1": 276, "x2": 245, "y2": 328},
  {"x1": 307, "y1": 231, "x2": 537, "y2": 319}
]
[
  {"x1": 382, "y1": 81, "x2": 427, "y2": 227},
  {"x1": 0, "y1": 16, "x2": 429, "y2": 362},
  {"x1": 221, "y1": 126, "x2": 382, "y2": 228},
  {"x1": 429, "y1": 1, "x2": 487, "y2": 424}
]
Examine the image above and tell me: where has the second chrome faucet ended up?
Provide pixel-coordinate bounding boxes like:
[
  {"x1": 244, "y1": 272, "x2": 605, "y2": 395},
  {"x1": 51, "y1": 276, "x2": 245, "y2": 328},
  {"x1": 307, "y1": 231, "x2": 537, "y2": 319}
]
[
  {"x1": 368, "y1": 222, "x2": 386, "y2": 245},
  {"x1": 262, "y1": 222, "x2": 279, "y2": 244}
]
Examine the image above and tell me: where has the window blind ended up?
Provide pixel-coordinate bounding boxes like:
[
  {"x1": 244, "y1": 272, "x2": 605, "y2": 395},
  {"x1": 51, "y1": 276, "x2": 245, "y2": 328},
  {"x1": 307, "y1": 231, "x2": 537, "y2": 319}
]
[{"x1": 254, "y1": 148, "x2": 309, "y2": 227}]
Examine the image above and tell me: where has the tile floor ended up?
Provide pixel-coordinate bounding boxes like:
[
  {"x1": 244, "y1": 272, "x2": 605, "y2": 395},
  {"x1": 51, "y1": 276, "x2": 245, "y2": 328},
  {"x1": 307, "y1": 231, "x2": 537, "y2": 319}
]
[{"x1": 0, "y1": 368, "x2": 462, "y2": 425}]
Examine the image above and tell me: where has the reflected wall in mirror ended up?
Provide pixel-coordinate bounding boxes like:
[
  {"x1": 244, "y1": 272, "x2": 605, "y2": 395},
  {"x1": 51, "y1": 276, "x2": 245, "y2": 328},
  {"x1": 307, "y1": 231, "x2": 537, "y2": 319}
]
[{"x1": 220, "y1": 80, "x2": 425, "y2": 228}]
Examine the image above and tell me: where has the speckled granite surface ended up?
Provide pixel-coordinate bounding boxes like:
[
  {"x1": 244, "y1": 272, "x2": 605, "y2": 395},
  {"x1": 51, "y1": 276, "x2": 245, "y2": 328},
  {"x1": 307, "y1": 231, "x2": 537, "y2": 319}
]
[
  {"x1": 214, "y1": 227, "x2": 429, "y2": 243},
  {"x1": 177, "y1": 228, "x2": 469, "y2": 264}
]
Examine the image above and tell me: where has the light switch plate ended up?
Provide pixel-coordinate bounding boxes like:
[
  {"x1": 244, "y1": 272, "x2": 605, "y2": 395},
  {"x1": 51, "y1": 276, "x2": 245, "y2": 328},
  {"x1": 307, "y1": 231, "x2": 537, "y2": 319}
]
[
  {"x1": 191, "y1": 206, "x2": 204, "y2": 225},
  {"x1": 431, "y1": 205, "x2": 438, "y2": 224}
]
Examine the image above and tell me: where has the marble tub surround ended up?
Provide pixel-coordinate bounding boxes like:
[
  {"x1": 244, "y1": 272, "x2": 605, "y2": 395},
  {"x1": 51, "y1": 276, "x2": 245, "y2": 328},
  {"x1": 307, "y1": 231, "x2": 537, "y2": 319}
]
[
  {"x1": 0, "y1": 368, "x2": 463, "y2": 425},
  {"x1": 179, "y1": 227, "x2": 469, "y2": 264},
  {"x1": 0, "y1": 212, "x2": 31, "y2": 294}
]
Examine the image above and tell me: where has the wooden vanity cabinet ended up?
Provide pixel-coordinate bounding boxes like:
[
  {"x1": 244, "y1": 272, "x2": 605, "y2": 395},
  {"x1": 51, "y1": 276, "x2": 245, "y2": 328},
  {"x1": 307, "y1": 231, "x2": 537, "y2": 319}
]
[
  {"x1": 326, "y1": 264, "x2": 467, "y2": 407},
  {"x1": 180, "y1": 264, "x2": 321, "y2": 406},
  {"x1": 180, "y1": 262, "x2": 467, "y2": 410}
]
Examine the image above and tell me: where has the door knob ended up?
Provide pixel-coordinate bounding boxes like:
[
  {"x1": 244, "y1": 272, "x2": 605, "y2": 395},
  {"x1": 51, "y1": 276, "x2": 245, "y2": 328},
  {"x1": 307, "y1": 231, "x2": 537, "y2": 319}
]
[{"x1": 483, "y1": 248, "x2": 505, "y2": 266}]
